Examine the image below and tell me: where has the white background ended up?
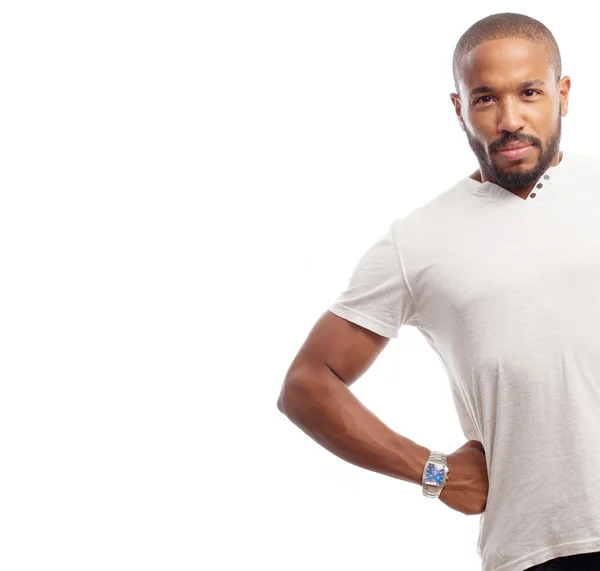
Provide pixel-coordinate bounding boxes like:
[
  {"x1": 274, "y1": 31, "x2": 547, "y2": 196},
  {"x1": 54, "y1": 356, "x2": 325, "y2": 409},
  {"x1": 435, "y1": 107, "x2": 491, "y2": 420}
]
[{"x1": 1, "y1": 1, "x2": 597, "y2": 570}]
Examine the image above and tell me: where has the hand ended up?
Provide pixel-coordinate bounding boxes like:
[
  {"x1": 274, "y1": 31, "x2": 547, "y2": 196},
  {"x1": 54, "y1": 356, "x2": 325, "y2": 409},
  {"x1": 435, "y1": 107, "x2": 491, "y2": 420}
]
[{"x1": 438, "y1": 439, "x2": 489, "y2": 516}]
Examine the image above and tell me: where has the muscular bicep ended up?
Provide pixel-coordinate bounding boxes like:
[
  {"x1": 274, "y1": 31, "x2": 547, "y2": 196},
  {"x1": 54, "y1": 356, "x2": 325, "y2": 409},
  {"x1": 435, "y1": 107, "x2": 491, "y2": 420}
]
[{"x1": 285, "y1": 309, "x2": 391, "y2": 388}]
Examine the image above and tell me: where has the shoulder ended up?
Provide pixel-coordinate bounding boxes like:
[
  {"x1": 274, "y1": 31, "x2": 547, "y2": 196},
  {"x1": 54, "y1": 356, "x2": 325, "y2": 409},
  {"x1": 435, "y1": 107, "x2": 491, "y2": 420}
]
[{"x1": 392, "y1": 177, "x2": 475, "y2": 237}]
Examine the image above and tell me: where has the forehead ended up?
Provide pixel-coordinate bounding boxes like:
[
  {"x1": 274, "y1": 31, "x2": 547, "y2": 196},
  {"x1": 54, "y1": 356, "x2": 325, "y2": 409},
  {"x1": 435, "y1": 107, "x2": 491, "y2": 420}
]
[{"x1": 458, "y1": 38, "x2": 553, "y2": 91}]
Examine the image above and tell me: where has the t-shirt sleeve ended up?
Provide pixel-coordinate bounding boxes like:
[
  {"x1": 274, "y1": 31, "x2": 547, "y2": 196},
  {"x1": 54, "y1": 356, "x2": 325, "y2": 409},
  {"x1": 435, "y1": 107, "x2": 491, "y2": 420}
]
[{"x1": 328, "y1": 219, "x2": 419, "y2": 338}]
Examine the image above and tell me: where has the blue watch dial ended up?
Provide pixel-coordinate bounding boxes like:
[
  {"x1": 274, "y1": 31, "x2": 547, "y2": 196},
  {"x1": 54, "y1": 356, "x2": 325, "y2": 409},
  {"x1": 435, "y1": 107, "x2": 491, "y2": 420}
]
[{"x1": 424, "y1": 462, "x2": 446, "y2": 486}]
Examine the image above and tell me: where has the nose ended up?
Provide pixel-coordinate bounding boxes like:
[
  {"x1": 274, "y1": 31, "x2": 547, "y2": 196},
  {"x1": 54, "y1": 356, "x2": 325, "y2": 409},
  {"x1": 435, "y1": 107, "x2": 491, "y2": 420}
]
[{"x1": 497, "y1": 98, "x2": 525, "y2": 134}]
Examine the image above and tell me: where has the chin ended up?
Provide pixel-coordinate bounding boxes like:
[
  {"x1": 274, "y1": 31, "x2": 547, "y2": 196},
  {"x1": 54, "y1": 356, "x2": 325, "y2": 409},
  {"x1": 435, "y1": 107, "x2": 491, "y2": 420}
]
[
  {"x1": 496, "y1": 161, "x2": 535, "y2": 173},
  {"x1": 492, "y1": 154, "x2": 538, "y2": 172}
]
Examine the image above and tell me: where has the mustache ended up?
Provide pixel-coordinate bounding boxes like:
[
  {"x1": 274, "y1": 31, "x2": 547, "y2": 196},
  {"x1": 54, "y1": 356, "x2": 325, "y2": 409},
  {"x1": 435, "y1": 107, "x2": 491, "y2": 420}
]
[{"x1": 489, "y1": 132, "x2": 542, "y2": 153}]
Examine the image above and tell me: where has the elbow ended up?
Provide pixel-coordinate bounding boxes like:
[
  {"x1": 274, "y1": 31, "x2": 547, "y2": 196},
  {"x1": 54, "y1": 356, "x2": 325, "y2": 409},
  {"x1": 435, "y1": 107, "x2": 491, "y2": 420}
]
[
  {"x1": 277, "y1": 395, "x2": 286, "y2": 414},
  {"x1": 277, "y1": 366, "x2": 328, "y2": 418},
  {"x1": 276, "y1": 373, "x2": 308, "y2": 416},
  {"x1": 277, "y1": 382, "x2": 294, "y2": 415},
  {"x1": 277, "y1": 368, "x2": 323, "y2": 417}
]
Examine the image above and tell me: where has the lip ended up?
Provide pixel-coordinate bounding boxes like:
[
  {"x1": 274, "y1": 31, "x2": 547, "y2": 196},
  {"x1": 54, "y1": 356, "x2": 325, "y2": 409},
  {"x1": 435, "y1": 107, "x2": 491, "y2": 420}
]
[{"x1": 496, "y1": 145, "x2": 533, "y2": 160}]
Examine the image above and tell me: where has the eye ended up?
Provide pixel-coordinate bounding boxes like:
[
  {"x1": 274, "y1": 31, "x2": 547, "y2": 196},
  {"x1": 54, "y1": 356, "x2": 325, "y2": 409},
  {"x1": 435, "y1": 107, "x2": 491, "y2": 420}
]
[
  {"x1": 474, "y1": 95, "x2": 494, "y2": 105},
  {"x1": 523, "y1": 89, "x2": 541, "y2": 98}
]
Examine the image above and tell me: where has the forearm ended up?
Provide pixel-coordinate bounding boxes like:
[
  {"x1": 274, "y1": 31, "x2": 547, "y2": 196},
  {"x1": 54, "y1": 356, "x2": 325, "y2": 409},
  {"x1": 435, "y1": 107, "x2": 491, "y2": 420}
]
[{"x1": 278, "y1": 366, "x2": 431, "y2": 486}]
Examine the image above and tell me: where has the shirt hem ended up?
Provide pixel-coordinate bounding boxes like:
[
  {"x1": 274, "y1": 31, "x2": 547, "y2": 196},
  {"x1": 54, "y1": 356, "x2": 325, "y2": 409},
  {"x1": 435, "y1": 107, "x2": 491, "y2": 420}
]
[
  {"x1": 488, "y1": 537, "x2": 600, "y2": 571},
  {"x1": 328, "y1": 303, "x2": 398, "y2": 338}
]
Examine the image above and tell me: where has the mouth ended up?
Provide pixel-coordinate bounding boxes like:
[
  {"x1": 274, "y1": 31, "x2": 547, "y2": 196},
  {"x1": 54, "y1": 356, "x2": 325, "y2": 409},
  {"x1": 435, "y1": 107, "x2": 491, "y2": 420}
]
[{"x1": 494, "y1": 145, "x2": 534, "y2": 161}]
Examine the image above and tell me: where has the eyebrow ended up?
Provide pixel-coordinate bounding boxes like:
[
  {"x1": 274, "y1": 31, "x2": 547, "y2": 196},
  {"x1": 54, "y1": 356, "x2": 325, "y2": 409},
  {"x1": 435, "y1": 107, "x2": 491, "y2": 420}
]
[{"x1": 469, "y1": 79, "x2": 546, "y2": 97}]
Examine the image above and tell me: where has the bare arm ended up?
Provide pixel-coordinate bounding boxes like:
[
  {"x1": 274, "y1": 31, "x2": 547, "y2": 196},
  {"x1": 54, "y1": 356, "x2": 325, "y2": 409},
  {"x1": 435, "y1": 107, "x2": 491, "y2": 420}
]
[{"x1": 277, "y1": 310, "x2": 431, "y2": 486}]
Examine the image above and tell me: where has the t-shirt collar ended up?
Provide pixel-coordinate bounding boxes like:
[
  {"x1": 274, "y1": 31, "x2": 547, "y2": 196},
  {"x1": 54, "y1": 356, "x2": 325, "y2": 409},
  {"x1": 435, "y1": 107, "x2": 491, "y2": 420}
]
[{"x1": 463, "y1": 151, "x2": 569, "y2": 200}]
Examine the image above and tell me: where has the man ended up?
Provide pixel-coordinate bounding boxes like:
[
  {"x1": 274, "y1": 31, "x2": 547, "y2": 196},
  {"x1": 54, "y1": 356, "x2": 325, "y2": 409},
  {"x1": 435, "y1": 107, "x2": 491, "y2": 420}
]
[{"x1": 277, "y1": 12, "x2": 600, "y2": 571}]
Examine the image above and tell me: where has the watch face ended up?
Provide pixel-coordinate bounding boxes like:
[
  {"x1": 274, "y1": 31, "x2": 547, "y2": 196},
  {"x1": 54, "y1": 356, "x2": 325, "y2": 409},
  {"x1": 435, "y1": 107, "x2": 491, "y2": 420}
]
[{"x1": 424, "y1": 462, "x2": 445, "y2": 486}]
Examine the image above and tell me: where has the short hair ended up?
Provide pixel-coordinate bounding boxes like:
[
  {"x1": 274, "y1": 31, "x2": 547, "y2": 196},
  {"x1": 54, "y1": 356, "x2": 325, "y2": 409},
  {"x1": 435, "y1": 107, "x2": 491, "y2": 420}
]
[{"x1": 452, "y1": 13, "x2": 562, "y2": 93}]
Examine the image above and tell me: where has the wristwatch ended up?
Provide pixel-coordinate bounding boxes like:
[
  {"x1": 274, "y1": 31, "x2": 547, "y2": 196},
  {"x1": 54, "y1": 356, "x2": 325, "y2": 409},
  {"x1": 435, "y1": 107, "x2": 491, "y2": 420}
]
[{"x1": 422, "y1": 450, "x2": 450, "y2": 498}]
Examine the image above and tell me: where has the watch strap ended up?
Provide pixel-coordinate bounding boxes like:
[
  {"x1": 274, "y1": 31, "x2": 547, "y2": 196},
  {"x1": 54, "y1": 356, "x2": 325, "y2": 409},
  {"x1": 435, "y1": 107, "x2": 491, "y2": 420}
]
[{"x1": 422, "y1": 450, "x2": 449, "y2": 498}]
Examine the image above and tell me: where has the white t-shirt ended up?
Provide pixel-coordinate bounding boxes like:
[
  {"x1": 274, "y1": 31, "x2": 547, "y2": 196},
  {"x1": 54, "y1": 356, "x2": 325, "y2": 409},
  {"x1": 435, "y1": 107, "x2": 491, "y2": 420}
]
[{"x1": 328, "y1": 151, "x2": 600, "y2": 571}]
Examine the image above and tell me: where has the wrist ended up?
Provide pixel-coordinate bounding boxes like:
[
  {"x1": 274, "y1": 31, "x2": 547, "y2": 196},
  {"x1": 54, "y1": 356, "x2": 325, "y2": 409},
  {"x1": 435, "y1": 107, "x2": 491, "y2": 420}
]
[
  {"x1": 411, "y1": 445, "x2": 432, "y2": 485},
  {"x1": 421, "y1": 449, "x2": 450, "y2": 498}
]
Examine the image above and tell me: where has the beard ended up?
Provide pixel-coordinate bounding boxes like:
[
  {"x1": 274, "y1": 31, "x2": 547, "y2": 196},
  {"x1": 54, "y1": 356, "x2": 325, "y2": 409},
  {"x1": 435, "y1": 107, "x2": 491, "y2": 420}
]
[{"x1": 465, "y1": 111, "x2": 562, "y2": 191}]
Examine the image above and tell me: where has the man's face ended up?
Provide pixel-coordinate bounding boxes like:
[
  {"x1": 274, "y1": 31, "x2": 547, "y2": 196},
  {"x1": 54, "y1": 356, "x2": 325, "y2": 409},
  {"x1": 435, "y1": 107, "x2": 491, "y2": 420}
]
[{"x1": 450, "y1": 38, "x2": 570, "y2": 190}]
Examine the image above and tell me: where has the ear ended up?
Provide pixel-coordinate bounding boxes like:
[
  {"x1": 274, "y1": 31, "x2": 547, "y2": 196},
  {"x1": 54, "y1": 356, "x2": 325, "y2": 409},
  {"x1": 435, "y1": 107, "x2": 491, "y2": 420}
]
[
  {"x1": 558, "y1": 76, "x2": 571, "y2": 117},
  {"x1": 450, "y1": 92, "x2": 466, "y2": 131}
]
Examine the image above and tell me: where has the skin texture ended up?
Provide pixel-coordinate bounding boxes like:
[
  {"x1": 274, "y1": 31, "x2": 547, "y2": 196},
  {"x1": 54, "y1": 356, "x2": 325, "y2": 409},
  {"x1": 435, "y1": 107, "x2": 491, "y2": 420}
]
[{"x1": 450, "y1": 38, "x2": 571, "y2": 200}]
